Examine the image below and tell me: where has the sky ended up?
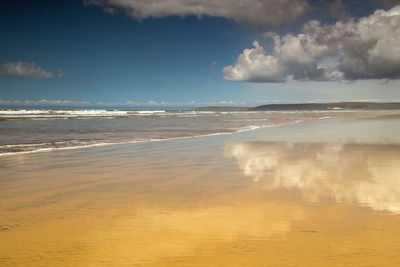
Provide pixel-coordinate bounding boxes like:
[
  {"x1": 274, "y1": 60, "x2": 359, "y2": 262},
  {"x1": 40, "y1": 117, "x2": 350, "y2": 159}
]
[{"x1": 0, "y1": 0, "x2": 400, "y2": 108}]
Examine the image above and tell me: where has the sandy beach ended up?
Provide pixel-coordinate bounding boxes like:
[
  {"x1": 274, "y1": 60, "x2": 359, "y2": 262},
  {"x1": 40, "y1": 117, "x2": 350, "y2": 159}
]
[
  {"x1": 2, "y1": 114, "x2": 400, "y2": 266},
  {"x1": 2, "y1": 0, "x2": 400, "y2": 265}
]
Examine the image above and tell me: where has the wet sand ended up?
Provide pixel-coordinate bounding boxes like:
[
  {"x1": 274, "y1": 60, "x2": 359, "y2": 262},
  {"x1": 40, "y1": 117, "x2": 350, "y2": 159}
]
[{"x1": 2, "y1": 116, "x2": 400, "y2": 266}]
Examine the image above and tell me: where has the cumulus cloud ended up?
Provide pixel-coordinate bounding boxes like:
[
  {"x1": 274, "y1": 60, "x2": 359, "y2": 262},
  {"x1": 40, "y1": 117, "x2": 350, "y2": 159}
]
[
  {"x1": 0, "y1": 61, "x2": 65, "y2": 79},
  {"x1": 83, "y1": 0, "x2": 309, "y2": 27},
  {"x1": 223, "y1": 5, "x2": 400, "y2": 82}
]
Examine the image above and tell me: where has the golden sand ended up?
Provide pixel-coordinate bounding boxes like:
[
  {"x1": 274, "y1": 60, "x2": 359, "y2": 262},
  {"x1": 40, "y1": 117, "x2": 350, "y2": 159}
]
[{"x1": 2, "y1": 119, "x2": 400, "y2": 266}]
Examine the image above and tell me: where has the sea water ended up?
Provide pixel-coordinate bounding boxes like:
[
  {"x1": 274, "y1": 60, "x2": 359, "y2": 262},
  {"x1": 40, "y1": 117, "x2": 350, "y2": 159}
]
[{"x1": 0, "y1": 108, "x2": 398, "y2": 156}]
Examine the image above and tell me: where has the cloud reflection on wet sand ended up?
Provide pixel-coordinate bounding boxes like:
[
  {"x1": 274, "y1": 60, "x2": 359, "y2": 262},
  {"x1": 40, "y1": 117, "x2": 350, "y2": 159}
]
[
  {"x1": 2, "y1": 129, "x2": 400, "y2": 265},
  {"x1": 225, "y1": 141, "x2": 400, "y2": 214}
]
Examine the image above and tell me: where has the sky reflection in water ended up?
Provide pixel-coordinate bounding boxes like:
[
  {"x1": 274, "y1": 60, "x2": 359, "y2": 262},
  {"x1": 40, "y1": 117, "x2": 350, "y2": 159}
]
[{"x1": 225, "y1": 141, "x2": 400, "y2": 214}]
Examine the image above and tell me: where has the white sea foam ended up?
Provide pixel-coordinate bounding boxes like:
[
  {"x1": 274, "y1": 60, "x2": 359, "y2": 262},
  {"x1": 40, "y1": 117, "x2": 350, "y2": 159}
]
[
  {"x1": 0, "y1": 108, "x2": 357, "y2": 120},
  {"x1": 0, "y1": 109, "x2": 46, "y2": 115},
  {"x1": 136, "y1": 110, "x2": 166, "y2": 114},
  {"x1": 224, "y1": 118, "x2": 270, "y2": 122},
  {"x1": 0, "y1": 109, "x2": 127, "y2": 115},
  {"x1": 0, "y1": 109, "x2": 223, "y2": 119},
  {"x1": 194, "y1": 111, "x2": 216, "y2": 114},
  {"x1": 0, "y1": 109, "x2": 129, "y2": 118}
]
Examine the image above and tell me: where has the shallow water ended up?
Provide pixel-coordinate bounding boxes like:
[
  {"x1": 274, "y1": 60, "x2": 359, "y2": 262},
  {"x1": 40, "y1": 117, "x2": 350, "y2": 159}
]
[
  {"x1": 1, "y1": 115, "x2": 400, "y2": 266},
  {"x1": 1, "y1": 109, "x2": 397, "y2": 155}
]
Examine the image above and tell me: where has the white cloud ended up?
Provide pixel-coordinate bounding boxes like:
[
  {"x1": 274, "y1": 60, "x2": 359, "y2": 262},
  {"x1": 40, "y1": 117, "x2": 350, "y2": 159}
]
[
  {"x1": 0, "y1": 99, "x2": 245, "y2": 108},
  {"x1": 223, "y1": 5, "x2": 400, "y2": 82},
  {"x1": 125, "y1": 100, "x2": 141, "y2": 105},
  {"x1": 83, "y1": 0, "x2": 309, "y2": 27},
  {"x1": 0, "y1": 99, "x2": 89, "y2": 106},
  {"x1": 219, "y1": 100, "x2": 235, "y2": 105},
  {"x1": 0, "y1": 61, "x2": 65, "y2": 79},
  {"x1": 147, "y1": 100, "x2": 158, "y2": 105}
]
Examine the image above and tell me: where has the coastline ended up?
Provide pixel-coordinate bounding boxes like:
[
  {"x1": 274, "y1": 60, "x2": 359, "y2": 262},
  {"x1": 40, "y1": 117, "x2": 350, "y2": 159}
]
[
  {"x1": 2, "y1": 110, "x2": 400, "y2": 157},
  {"x1": 0, "y1": 120, "x2": 294, "y2": 157}
]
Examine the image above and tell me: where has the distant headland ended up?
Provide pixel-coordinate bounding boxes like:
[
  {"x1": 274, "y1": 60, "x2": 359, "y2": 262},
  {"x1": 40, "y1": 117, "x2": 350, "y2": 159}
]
[{"x1": 194, "y1": 102, "x2": 400, "y2": 111}]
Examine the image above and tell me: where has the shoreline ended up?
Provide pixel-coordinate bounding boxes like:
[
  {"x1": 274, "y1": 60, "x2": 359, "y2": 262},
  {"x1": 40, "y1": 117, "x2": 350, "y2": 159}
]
[
  {"x1": 2, "y1": 109, "x2": 400, "y2": 157},
  {"x1": 0, "y1": 120, "x2": 304, "y2": 157}
]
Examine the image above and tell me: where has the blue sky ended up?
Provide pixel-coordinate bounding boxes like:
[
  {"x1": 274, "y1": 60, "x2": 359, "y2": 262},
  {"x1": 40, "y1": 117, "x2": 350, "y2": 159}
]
[{"x1": 1, "y1": 0, "x2": 400, "y2": 108}]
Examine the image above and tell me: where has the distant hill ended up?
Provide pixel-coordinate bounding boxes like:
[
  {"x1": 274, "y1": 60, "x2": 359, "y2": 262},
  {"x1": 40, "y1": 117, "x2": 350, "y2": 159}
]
[
  {"x1": 251, "y1": 102, "x2": 400, "y2": 111},
  {"x1": 193, "y1": 102, "x2": 400, "y2": 112}
]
